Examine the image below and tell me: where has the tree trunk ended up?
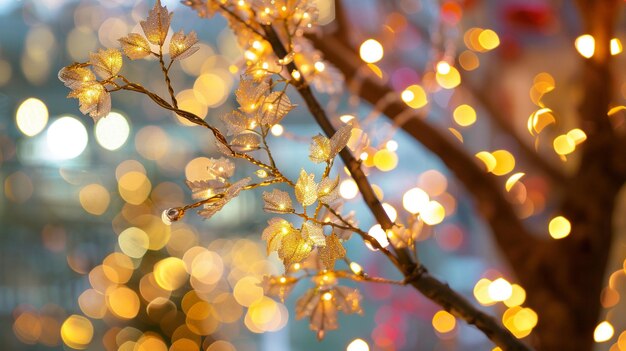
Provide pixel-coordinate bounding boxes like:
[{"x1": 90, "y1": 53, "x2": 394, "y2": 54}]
[{"x1": 520, "y1": 0, "x2": 623, "y2": 346}]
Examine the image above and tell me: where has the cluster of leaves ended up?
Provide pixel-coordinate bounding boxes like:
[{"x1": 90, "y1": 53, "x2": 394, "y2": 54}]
[
  {"x1": 59, "y1": 0, "x2": 198, "y2": 121},
  {"x1": 59, "y1": 0, "x2": 370, "y2": 341},
  {"x1": 186, "y1": 0, "x2": 343, "y2": 93}
]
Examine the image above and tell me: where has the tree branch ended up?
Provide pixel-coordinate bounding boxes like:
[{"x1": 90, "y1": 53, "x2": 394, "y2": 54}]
[
  {"x1": 263, "y1": 24, "x2": 532, "y2": 351},
  {"x1": 309, "y1": 33, "x2": 539, "y2": 268}
]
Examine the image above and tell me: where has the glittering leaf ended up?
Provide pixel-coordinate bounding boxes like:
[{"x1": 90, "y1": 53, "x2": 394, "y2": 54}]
[
  {"x1": 386, "y1": 223, "x2": 410, "y2": 249},
  {"x1": 329, "y1": 123, "x2": 352, "y2": 157},
  {"x1": 302, "y1": 221, "x2": 325, "y2": 246},
  {"x1": 260, "y1": 91, "x2": 295, "y2": 125},
  {"x1": 261, "y1": 218, "x2": 294, "y2": 254},
  {"x1": 197, "y1": 177, "x2": 250, "y2": 219},
  {"x1": 220, "y1": 110, "x2": 250, "y2": 136},
  {"x1": 260, "y1": 275, "x2": 299, "y2": 302},
  {"x1": 141, "y1": 0, "x2": 173, "y2": 45},
  {"x1": 89, "y1": 49, "x2": 123, "y2": 79},
  {"x1": 186, "y1": 179, "x2": 226, "y2": 199},
  {"x1": 230, "y1": 133, "x2": 261, "y2": 152},
  {"x1": 215, "y1": 138, "x2": 234, "y2": 156},
  {"x1": 295, "y1": 288, "x2": 320, "y2": 320},
  {"x1": 58, "y1": 63, "x2": 96, "y2": 89},
  {"x1": 170, "y1": 30, "x2": 199, "y2": 60},
  {"x1": 278, "y1": 230, "x2": 312, "y2": 267},
  {"x1": 318, "y1": 233, "x2": 345, "y2": 270},
  {"x1": 263, "y1": 189, "x2": 294, "y2": 213},
  {"x1": 67, "y1": 82, "x2": 111, "y2": 121},
  {"x1": 317, "y1": 176, "x2": 339, "y2": 203},
  {"x1": 310, "y1": 297, "x2": 338, "y2": 340},
  {"x1": 333, "y1": 286, "x2": 363, "y2": 315},
  {"x1": 309, "y1": 134, "x2": 331, "y2": 163},
  {"x1": 208, "y1": 157, "x2": 235, "y2": 179},
  {"x1": 236, "y1": 79, "x2": 270, "y2": 114},
  {"x1": 118, "y1": 33, "x2": 151, "y2": 60},
  {"x1": 295, "y1": 169, "x2": 317, "y2": 207}
]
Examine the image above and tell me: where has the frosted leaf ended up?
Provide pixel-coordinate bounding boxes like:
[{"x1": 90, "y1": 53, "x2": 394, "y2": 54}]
[
  {"x1": 89, "y1": 49, "x2": 123, "y2": 79},
  {"x1": 220, "y1": 110, "x2": 249, "y2": 136},
  {"x1": 317, "y1": 176, "x2": 339, "y2": 203},
  {"x1": 260, "y1": 91, "x2": 295, "y2": 125},
  {"x1": 309, "y1": 134, "x2": 331, "y2": 163},
  {"x1": 58, "y1": 64, "x2": 96, "y2": 89},
  {"x1": 140, "y1": 0, "x2": 172, "y2": 45},
  {"x1": 310, "y1": 297, "x2": 338, "y2": 340},
  {"x1": 197, "y1": 177, "x2": 250, "y2": 219},
  {"x1": 302, "y1": 221, "x2": 325, "y2": 246},
  {"x1": 295, "y1": 169, "x2": 317, "y2": 207},
  {"x1": 278, "y1": 230, "x2": 313, "y2": 267},
  {"x1": 208, "y1": 157, "x2": 235, "y2": 179},
  {"x1": 333, "y1": 286, "x2": 363, "y2": 315},
  {"x1": 215, "y1": 138, "x2": 233, "y2": 156},
  {"x1": 295, "y1": 289, "x2": 337, "y2": 341},
  {"x1": 68, "y1": 82, "x2": 110, "y2": 122},
  {"x1": 170, "y1": 30, "x2": 199, "y2": 60},
  {"x1": 295, "y1": 288, "x2": 320, "y2": 320},
  {"x1": 236, "y1": 79, "x2": 270, "y2": 114},
  {"x1": 260, "y1": 275, "x2": 299, "y2": 302},
  {"x1": 318, "y1": 233, "x2": 345, "y2": 270},
  {"x1": 263, "y1": 188, "x2": 294, "y2": 213},
  {"x1": 185, "y1": 179, "x2": 226, "y2": 199},
  {"x1": 330, "y1": 123, "x2": 352, "y2": 158},
  {"x1": 118, "y1": 33, "x2": 151, "y2": 60},
  {"x1": 230, "y1": 133, "x2": 261, "y2": 152},
  {"x1": 262, "y1": 218, "x2": 294, "y2": 254}
]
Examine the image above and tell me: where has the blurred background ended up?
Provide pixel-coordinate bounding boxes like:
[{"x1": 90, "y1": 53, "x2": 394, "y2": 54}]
[{"x1": 1, "y1": 0, "x2": 626, "y2": 350}]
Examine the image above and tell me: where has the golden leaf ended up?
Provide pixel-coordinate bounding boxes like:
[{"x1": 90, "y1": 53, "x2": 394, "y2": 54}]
[
  {"x1": 318, "y1": 233, "x2": 345, "y2": 270},
  {"x1": 329, "y1": 123, "x2": 352, "y2": 157},
  {"x1": 317, "y1": 176, "x2": 339, "y2": 203},
  {"x1": 58, "y1": 64, "x2": 96, "y2": 89},
  {"x1": 140, "y1": 0, "x2": 172, "y2": 45},
  {"x1": 309, "y1": 134, "x2": 331, "y2": 163},
  {"x1": 261, "y1": 218, "x2": 294, "y2": 254},
  {"x1": 220, "y1": 110, "x2": 250, "y2": 136},
  {"x1": 236, "y1": 79, "x2": 270, "y2": 114},
  {"x1": 260, "y1": 91, "x2": 294, "y2": 125},
  {"x1": 67, "y1": 82, "x2": 111, "y2": 121},
  {"x1": 185, "y1": 179, "x2": 226, "y2": 199},
  {"x1": 118, "y1": 33, "x2": 151, "y2": 60},
  {"x1": 295, "y1": 169, "x2": 318, "y2": 207},
  {"x1": 278, "y1": 230, "x2": 312, "y2": 267},
  {"x1": 259, "y1": 275, "x2": 299, "y2": 302},
  {"x1": 208, "y1": 157, "x2": 235, "y2": 179},
  {"x1": 302, "y1": 221, "x2": 325, "y2": 246},
  {"x1": 197, "y1": 177, "x2": 250, "y2": 219},
  {"x1": 295, "y1": 286, "x2": 362, "y2": 340},
  {"x1": 230, "y1": 133, "x2": 260, "y2": 152},
  {"x1": 333, "y1": 286, "x2": 363, "y2": 315},
  {"x1": 263, "y1": 188, "x2": 294, "y2": 213},
  {"x1": 89, "y1": 49, "x2": 123, "y2": 79},
  {"x1": 170, "y1": 30, "x2": 199, "y2": 60}
]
